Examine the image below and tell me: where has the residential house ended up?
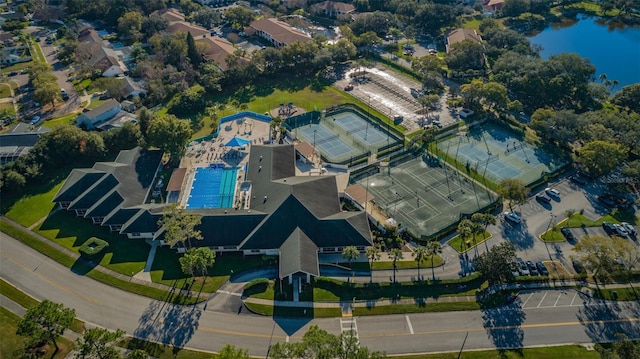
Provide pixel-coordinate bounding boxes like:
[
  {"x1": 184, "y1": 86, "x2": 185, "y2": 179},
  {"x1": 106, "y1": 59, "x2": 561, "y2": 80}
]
[
  {"x1": 311, "y1": 1, "x2": 356, "y2": 18},
  {"x1": 193, "y1": 0, "x2": 234, "y2": 6},
  {"x1": 78, "y1": 29, "x2": 126, "y2": 77},
  {"x1": 0, "y1": 123, "x2": 50, "y2": 164},
  {"x1": 166, "y1": 21, "x2": 209, "y2": 39},
  {"x1": 249, "y1": 18, "x2": 312, "y2": 48},
  {"x1": 150, "y1": 8, "x2": 185, "y2": 23},
  {"x1": 486, "y1": 0, "x2": 505, "y2": 11},
  {"x1": 119, "y1": 77, "x2": 147, "y2": 99},
  {"x1": 53, "y1": 143, "x2": 372, "y2": 283},
  {"x1": 76, "y1": 99, "x2": 122, "y2": 129},
  {"x1": 1, "y1": 45, "x2": 32, "y2": 66},
  {"x1": 196, "y1": 36, "x2": 247, "y2": 71},
  {"x1": 445, "y1": 28, "x2": 483, "y2": 53}
]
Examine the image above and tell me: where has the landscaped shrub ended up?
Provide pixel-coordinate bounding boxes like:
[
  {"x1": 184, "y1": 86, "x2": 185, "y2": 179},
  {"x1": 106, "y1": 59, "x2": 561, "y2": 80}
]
[
  {"x1": 243, "y1": 278, "x2": 270, "y2": 297},
  {"x1": 78, "y1": 237, "x2": 109, "y2": 257}
]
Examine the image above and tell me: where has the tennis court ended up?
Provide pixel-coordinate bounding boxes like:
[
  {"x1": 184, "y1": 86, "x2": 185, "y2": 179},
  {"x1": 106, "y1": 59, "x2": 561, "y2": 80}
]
[
  {"x1": 436, "y1": 124, "x2": 569, "y2": 185},
  {"x1": 297, "y1": 123, "x2": 360, "y2": 162},
  {"x1": 330, "y1": 111, "x2": 388, "y2": 147},
  {"x1": 358, "y1": 155, "x2": 495, "y2": 238},
  {"x1": 186, "y1": 164, "x2": 238, "y2": 209}
]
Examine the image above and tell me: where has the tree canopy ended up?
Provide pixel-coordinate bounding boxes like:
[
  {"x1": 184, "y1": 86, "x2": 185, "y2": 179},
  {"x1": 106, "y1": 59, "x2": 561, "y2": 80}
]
[
  {"x1": 145, "y1": 114, "x2": 193, "y2": 163},
  {"x1": 16, "y1": 300, "x2": 75, "y2": 351}
]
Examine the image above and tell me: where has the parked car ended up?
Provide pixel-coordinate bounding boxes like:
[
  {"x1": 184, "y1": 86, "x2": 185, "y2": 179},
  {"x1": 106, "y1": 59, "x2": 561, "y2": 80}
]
[
  {"x1": 29, "y1": 116, "x2": 42, "y2": 125},
  {"x1": 536, "y1": 193, "x2": 552, "y2": 204},
  {"x1": 511, "y1": 263, "x2": 520, "y2": 278},
  {"x1": 516, "y1": 257, "x2": 529, "y2": 276},
  {"x1": 504, "y1": 211, "x2": 522, "y2": 224},
  {"x1": 612, "y1": 224, "x2": 629, "y2": 237},
  {"x1": 526, "y1": 260, "x2": 539, "y2": 276},
  {"x1": 572, "y1": 260, "x2": 585, "y2": 274},
  {"x1": 570, "y1": 175, "x2": 587, "y2": 185},
  {"x1": 621, "y1": 222, "x2": 637, "y2": 236},
  {"x1": 545, "y1": 188, "x2": 560, "y2": 198},
  {"x1": 536, "y1": 261, "x2": 549, "y2": 276},
  {"x1": 602, "y1": 221, "x2": 616, "y2": 234},
  {"x1": 560, "y1": 227, "x2": 575, "y2": 242}
]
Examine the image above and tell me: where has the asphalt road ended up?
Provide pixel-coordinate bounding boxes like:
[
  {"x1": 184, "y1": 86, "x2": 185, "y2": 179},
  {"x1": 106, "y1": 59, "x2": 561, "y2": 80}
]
[{"x1": 2, "y1": 232, "x2": 639, "y2": 356}]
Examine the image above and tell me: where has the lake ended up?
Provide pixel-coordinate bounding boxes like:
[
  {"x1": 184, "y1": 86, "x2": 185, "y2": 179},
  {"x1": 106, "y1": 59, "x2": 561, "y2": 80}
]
[{"x1": 529, "y1": 15, "x2": 640, "y2": 91}]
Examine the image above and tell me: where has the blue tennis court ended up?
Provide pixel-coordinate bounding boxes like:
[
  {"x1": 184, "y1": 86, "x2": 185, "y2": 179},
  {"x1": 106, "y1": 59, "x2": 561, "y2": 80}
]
[
  {"x1": 331, "y1": 112, "x2": 388, "y2": 146},
  {"x1": 297, "y1": 123, "x2": 359, "y2": 161},
  {"x1": 187, "y1": 164, "x2": 238, "y2": 209}
]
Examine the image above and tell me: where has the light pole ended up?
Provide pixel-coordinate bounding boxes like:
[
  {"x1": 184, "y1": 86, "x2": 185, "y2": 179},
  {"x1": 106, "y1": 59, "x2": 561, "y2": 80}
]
[
  {"x1": 544, "y1": 213, "x2": 555, "y2": 262},
  {"x1": 365, "y1": 94, "x2": 370, "y2": 141},
  {"x1": 393, "y1": 192, "x2": 401, "y2": 218},
  {"x1": 313, "y1": 129, "x2": 317, "y2": 162}
]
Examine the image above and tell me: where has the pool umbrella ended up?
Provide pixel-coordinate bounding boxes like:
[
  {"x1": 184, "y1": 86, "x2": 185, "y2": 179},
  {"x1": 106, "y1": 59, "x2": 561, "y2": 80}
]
[{"x1": 224, "y1": 136, "x2": 251, "y2": 147}]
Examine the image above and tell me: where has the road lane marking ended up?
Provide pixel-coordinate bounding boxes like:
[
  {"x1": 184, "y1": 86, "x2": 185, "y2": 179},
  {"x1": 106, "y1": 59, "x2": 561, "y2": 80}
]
[
  {"x1": 536, "y1": 292, "x2": 548, "y2": 308},
  {"x1": 405, "y1": 315, "x2": 414, "y2": 334},
  {"x1": 1, "y1": 254, "x2": 101, "y2": 305},
  {"x1": 357, "y1": 317, "x2": 640, "y2": 339}
]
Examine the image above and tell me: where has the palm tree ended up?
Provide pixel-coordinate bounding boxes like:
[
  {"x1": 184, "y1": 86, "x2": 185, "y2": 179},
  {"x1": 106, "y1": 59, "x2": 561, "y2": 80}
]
[
  {"x1": 342, "y1": 246, "x2": 360, "y2": 281},
  {"x1": 412, "y1": 246, "x2": 428, "y2": 282},
  {"x1": 470, "y1": 221, "x2": 484, "y2": 258},
  {"x1": 389, "y1": 248, "x2": 403, "y2": 283},
  {"x1": 365, "y1": 245, "x2": 381, "y2": 282},
  {"x1": 426, "y1": 241, "x2": 443, "y2": 281},
  {"x1": 599, "y1": 73, "x2": 608, "y2": 83},
  {"x1": 457, "y1": 219, "x2": 474, "y2": 252},
  {"x1": 471, "y1": 213, "x2": 496, "y2": 253}
]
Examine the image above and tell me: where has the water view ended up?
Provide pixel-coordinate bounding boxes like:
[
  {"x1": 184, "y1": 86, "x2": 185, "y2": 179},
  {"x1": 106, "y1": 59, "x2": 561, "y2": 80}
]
[{"x1": 529, "y1": 15, "x2": 640, "y2": 91}]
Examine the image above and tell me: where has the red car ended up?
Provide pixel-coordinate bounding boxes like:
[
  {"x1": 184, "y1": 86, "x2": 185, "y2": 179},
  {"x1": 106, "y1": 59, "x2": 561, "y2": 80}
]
[{"x1": 344, "y1": 84, "x2": 354, "y2": 91}]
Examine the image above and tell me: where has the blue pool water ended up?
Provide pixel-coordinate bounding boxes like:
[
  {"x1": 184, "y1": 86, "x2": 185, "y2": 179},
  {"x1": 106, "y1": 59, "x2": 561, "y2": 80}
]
[{"x1": 186, "y1": 165, "x2": 238, "y2": 209}]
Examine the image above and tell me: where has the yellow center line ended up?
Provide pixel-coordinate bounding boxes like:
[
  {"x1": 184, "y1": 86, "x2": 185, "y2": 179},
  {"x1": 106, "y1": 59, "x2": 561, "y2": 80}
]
[
  {"x1": 2, "y1": 253, "x2": 101, "y2": 305},
  {"x1": 156, "y1": 318, "x2": 287, "y2": 339}
]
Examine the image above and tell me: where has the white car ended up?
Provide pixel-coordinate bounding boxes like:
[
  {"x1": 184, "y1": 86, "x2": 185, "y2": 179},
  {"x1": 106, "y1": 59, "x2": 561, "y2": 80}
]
[
  {"x1": 545, "y1": 188, "x2": 560, "y2": 198},
  {"x1": 621, "y1": 222, "x2": 637, "y2": 235},
  {"x1": 612, "y1": 224, "x2": 629, "y2": 237},
  {"x1": 504, "y1": 211, "x2": 522, "y2": 224}
]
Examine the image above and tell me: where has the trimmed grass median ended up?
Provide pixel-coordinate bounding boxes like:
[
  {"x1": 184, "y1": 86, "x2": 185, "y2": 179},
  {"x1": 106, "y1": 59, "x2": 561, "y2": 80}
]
[{"x1": 448, "y1": 231, "x2": 491, "y2": 253}]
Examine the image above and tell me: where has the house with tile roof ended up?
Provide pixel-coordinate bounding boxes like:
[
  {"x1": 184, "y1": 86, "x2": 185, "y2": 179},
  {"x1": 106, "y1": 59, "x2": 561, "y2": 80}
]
[
  {"x1": 311, "y1": 1, "x2": 356, "y2": 18},
  {"x1": 445, "y1": 28, "x2": 483, "y2": 53},
  {"x1": 249, "y1": 17, "x2": 312, "y2": 48},
  {"x1": 196, "y1": 36, "x2": 247, "y2": 71}
]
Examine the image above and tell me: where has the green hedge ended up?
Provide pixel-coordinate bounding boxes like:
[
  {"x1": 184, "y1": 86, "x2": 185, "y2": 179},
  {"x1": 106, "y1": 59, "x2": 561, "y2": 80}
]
[{"x1": 78, "y1": 237, "x2": 109, "y2": 256}]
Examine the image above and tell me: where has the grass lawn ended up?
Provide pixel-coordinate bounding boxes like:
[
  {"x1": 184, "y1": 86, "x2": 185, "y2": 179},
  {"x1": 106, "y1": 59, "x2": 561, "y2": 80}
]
[
  {"x1": 1, "y1": 61, "x2": 33, "y2": 74},
  {"x1": 0, "y1": 101, "x2": 16, "y2": 116},
  {"x1": 1, "y1": 307, "x2": 75, "y2": 359},
  {"x1": 120, "y1": 337, "x2": 253, "y2": 359},
  {"x1": 86, "y1": 97, "x2": 109, "y2": 110},
  {"x1": 45, "y1": 113, "x2": 79, "y2": 128},
  {"x1": 150, "y1": 248, "x2": 277, "y2": 293},
  {"x1": 0, "y1": 83, "x2": 13, "y2": 98},
  {"x1": 308, "y1": 275, "x2": 485, "y2": 302},
  {"x1": 354, "y1": 301, "x2": 480, "y2": 315},
  {"x1": 36, "y1": 210, "x2": 148, "y2": 276},
  {"x1": 593, "y1": 286, "x2": 640, "y2": 301},
  {"x1": 448, "y1": 231, "x2": 492, "y2": 253},
  {"x1": 189, "y1": 74, "x2": 404, "y2": 139},
  {"x1": 347, "y1": 256, "x2": 445, "y2": 271},
  {"x1": 4, "y1": 181, "x2": 63, "y2": 228}
]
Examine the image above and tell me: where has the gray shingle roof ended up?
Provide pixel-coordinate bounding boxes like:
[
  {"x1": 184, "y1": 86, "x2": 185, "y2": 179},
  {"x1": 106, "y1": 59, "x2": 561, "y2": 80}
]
[{"x1": 279, "y1": 228, "x2": 319, "y2": 278}]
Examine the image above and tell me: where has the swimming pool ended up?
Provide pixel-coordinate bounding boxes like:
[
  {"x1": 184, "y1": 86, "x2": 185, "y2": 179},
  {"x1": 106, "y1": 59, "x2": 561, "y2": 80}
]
[{"x1": 186, "y1": 165, "x2": 238, "y2": 209}]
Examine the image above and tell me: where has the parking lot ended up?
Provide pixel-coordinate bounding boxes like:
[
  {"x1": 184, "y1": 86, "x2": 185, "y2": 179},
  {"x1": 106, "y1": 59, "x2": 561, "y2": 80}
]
[{"x1": 519, "y1": 289, "x2": 586, "y2": 309}]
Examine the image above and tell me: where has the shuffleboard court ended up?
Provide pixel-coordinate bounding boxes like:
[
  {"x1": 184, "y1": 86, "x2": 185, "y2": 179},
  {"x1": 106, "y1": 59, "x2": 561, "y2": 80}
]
[{"x1": 358, "y1": 155, "x2": 495, "y2": 238}]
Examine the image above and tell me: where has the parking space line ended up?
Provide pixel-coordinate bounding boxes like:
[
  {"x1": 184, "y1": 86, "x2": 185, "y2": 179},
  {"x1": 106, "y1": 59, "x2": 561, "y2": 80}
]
[
  {"x1": 521, "y1": 293, "x2": 534, "y2": 308},
  {"x1": 570, "y1": 292, "x2": 578, "y2": 306},
  {"x1": 405, "y1": 315, "x2": 414, "y2": 335},
  {"x1": 553, "y1": 293, "x2": 563, "y2": 307},
  {"x1": 537, "y1": 292, "x2": 548, "y2": 308}
]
